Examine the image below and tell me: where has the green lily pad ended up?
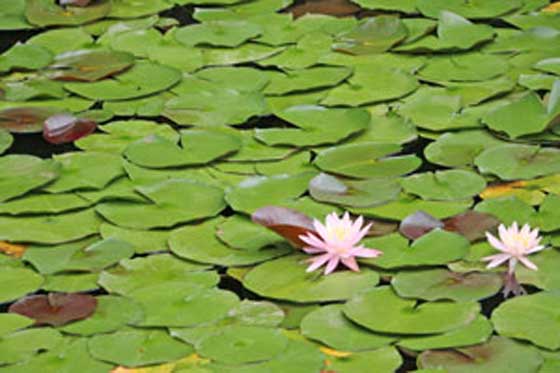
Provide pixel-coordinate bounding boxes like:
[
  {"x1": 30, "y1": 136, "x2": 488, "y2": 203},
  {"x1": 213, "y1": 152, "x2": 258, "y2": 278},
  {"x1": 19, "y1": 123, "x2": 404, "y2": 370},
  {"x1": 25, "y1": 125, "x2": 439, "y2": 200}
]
[
  {"x1": 492, "y1": 291, "x2": 560, "y2": 349},
  {"x1": 257, "y1": 32, "x2": 331, "y2": 70},
  {"x1": 0, "y1": 338, "x2": 113, "y2": 373},
  {"x1": 64, "y1": 61, "x2": 181, "y2": 101},
  {"x1": 534, "y1": 58, "x2": 560, "y2": 75},
  {"x1": 0, "y1": 130, "x2": 12, "y2": 154},
  {"x1": 418, "y1": 53, "x2": 509, "y2": 82},
  {"x1": 75, "y1": 120, "x2": 178, "y2": 154},
  {"x1": 175, "y1": 20, "x2": 262, "y2": 47},
  {"x1": 99, "y1": 223, "x2": 170, "y2": 254},
  {"x1": 169, "y1": 218, "x2": 291, "y2": 266},
  {"x1": 42, "y1": 273, "x2": 99, "y2": 293},
  {"x1": 417, "y1": 0, "x2": 523, "y2": 19},
  {"x1": 315, "y1": 143, "x2": 421, "y2": 178},
  {"x1": 392, "y1": 269, "x2": 502, "y2": 301},
  {"x1": 43, "y1": 152, "x2": 123, "y2": 193},
  {"x1": 27, "y1": 28, "x2": 93, "y2": 54},
  {"x1": 474, "y1": 196, "x2": 534, "y2": 226},
  {"x1": 0, "y1": 267, "x2": 43, "y2": 303},
  {"x1": 352, "y1": 193, "x2": 472, "y2": 220},
  {"x1": 334, "y1": 16, "x2": 408, "y2": 54},
  {"x1": 300, "y1": 304, "x2": 396, "y2": 351},
  {"x1": 88, "y1": 328, "x2": 193, "y2": 367},
  {"x1": 24, "y1": 238, "x2": 134, "y2": 274},
  {"x1": 484, "y1": 84, "x2": 560, "y2": 138},
  {"x1": 0, "y1": 208, "x2": 100, "y2": 244},
  {"x1": 98, "y1": 254, "x2": 215, "y2": 296},
  {"x1": 0, "y1": 313, "x2": 33, "y2": 337},
  {"x1": 0, "y1": 155, "x2": 60, "y2": 202},
  {"x1": 256, "y1": 105, "x2": 370, "y2": 147},
  {"x1": 0, "y1": 0, "x2": 31, "y2": 30},
  {"x1": 96, "y1": 178, "x2": 225, "y2": 229},
  {"x1": 25, "y1": 0, "x2": 111, "y2": 26},
  {"x1": 424, "y1": 130, "x2": 505, "y2": 168},
  {"x1": 364, "y1": 229, "x2": 470, "y2": 269},
  {"x1": 396, "y1": 11, "x2": 495, "y2": 52},
  {"x1": 264, "y1": 67, "x2": 351, "y2": 96},
  {"x1": 59, "y1": 295, "x2": 143, "y2": 336},
  {"x1": 475, "y1": 144, "x2": 560, "y2": 180},
  {"x1": 225, "y1": 173, "x2": 314, "y2": 214},
  {"x1": 108, "y1": 0, "x2": 172, "y2": 18},
  {"x1": 103, "y1": 94, "x2": 167, "y2": 117},
  {"x1": 217, "y1": 215, "x2": 284, "y2": 251},
  {"x1": 243, "y1": 254, "x2": 380, "y2": 303},
  {"x1": 400, "y1": 170, "x2": 487, "y2": 201},
  {"x1": 343, "y1": 286, "x2": 480, "y2": 335},
  {"x1": 163, "y1": 88, "x2": 267, "y2": 127},
  {"x1": 0, "y1": 43, "x2": 52, "y2": 73},
  {"x1": 321, "y1": 66, "x2": 419, "y2": 107},
  {"x1": 124, "y1": 129, "x2": 241, "y2": 168},
  {"x1": 418, "y1": 336, "x2": 543, "y2": 373},
  {"x1": 516, "y1": 249, "x2": 560, "y2": 291},
  {"x1": 309, "y1": 173, "x2": 402, "y2": 208},
  {"x1": 399, "y1": 315, "x2": 493, "y2": 351},
  {"x1": 351, "y1": 0, "x2": 417, "y2": 13},
  {"x1": 130, "y1": 284, "x2": 240, "y2": 328},
  {"x1": 195, "y1": 66, "x2": 270, "y2": 93},
  {"x1": 0, "y1": 327, "x2": 63, "y2": 365},
  {"x1": 196, "y1": 325, "x2": 288, "y2": 365},
  {"x1": 0, "y1": 193, "x2": 90, "y2": 215},
  {"x1": 326, "y1": 347, "x2": 403, "y2": 373}
]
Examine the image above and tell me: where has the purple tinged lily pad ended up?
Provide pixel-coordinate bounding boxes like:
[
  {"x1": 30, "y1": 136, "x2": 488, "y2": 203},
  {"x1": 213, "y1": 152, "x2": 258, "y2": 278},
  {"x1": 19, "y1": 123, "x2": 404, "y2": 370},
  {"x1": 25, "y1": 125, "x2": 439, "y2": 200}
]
[{"x1": 43, "y1": 114, "x2": 96, "y2": 144}]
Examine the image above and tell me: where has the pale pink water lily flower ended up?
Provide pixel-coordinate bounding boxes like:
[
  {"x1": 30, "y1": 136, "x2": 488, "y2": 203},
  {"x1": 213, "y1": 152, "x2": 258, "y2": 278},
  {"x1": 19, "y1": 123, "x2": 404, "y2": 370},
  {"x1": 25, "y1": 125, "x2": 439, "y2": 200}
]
[
  {"x1": 299, "y1": 212, "x2": 382, "y2": 275},
  {"x1": 482, "y1": 222, "x2": 545, "y2": 274}
]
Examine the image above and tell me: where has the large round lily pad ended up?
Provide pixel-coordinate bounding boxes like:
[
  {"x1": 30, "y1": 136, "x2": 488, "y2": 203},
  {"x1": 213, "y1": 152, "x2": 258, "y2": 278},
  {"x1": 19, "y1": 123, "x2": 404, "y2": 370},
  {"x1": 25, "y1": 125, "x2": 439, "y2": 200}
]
[
  {"x1": 243, "y1": 254, "x2": 379, "y2": 303},
  {"x1": 25, "y1": 0, "x2": 111, "y2": 27},
  {"x1": 48, "y1": 49, "x2": 135, "y2": 82},
  {"x1": 344, "y1": 286, "x2": 480, "y2": 335},
  {"x1": 0, "y1": 267, "x2": 43, "y2": 303},
  {"x1": 400, "y1": 170, "x2": 487, "y2": 201}
]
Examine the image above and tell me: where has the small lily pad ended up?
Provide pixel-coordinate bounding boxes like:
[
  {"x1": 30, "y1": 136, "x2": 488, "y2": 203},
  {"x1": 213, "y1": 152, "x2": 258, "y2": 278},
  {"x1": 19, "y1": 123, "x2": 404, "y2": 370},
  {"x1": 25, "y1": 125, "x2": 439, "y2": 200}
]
[
  {"x1": 25, "y1": 0, "x2": 111, "y2": 26},
  {"x1": 0, "y1": 267, "x2": 43, "y2": 303},
  {"x1": 48, "y1": 49, "x2": 135, "y2": 82},
  {"x1": 175, "y1": 20, "x2": 262, "y2": 47},
  {"x1": 401, "y1": 170, "x2": 487, "y2": 201},
  {"x1": 333, "y1": 16, "x2": 408, "y2": 54},
  {"x1": 0, "y1": 155, "x2": 60, "y2": 202}
]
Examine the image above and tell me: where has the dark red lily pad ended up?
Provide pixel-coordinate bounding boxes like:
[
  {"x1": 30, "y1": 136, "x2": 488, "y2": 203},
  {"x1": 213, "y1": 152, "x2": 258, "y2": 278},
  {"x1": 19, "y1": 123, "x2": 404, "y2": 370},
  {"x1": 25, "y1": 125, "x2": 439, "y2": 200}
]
[
  {"x1": 48, "y1": 50, "x2": 135, "y2": 82},
  {"x1": 9, "y1": 293, "x2": 97, "y2": 326},
  {"x1": 443, "y1": 211, "x2": 500, "y2": 242},
  {"x1": 400, "y1": 210, "x2": 444, "y2": 240},
  {"x1": 59, "y1": 0, "x2": 92, "y2": 6},
  {"x1": 400, "y1": 210, "x2": 499, "y2": 241},
  {"x1": 252, "y1": 206, "x2": 316, "y2": 248},
  {"x1": 43, "y1": 113, "x2": 97, "y2": 144},
  {"x1": 287, "y1": 0, "x2": 360, "y2": 18},
  {"x1": 0, "y1": 107, "x2": 63, "y2": 134}
]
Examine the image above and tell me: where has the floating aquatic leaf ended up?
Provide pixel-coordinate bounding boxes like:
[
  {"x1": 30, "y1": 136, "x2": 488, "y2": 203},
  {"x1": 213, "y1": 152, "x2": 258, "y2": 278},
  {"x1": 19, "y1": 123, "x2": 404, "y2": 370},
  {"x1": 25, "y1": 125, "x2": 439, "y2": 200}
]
[
  {"x1": 344, "y1": 286, "x2": 480, "y2": 335},
  {"x1": 43, "y1": 114, "x2": 96, "y2": 144},
  {"x1": 0, "y1": 43, "x2": 52, "y2": 73},
  {"x1": 0, "y1": 155, "x2": 60, "y2": 202},
  {"x1": 47, "y1": 49, "x2": 135, "y2": 82},
  {"x1": 399, "y1": 211, "x2": 444, "y2": 240},
  {"x1": 417, "y1": 0, "x2": 523, "y2": 19},
  {"x1": 175, "y1": 20, "x2": 262, "y2": 47},
  {"x1": 251, "y1": 206, "x2": 315, "y2": 248},
  {"x1": 9, "y1": 293, "x2": 96, "y2": 326},
  {"x1": 25, "y1": 0, "x2": 111, "y2": 26},
  {"x1": 0, "y1": 267, "x2": 43, "y2": 303},
  {"x1": 401, "y1": 170, "x2": 487, "y2": 201},
  {"x1": 0, "y1": 327, "x2": 63, "y2": 365},
  {"x1": 334, "y1": 16, "x2": 408, "y2": 54},
  {"x1": 0, "y1": 106, "x2": 62, "y2": 134}
]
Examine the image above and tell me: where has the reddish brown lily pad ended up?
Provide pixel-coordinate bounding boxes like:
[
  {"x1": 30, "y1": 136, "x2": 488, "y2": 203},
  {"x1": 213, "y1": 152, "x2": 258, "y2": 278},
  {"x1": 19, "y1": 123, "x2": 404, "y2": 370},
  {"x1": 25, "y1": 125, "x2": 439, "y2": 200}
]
[
  {"x1": 443, "y1": 210, "x2": 500, "y2": 241},
  {"x1": 48, "y1": 50, "x2": 135, "y2": 82},
  {"x1": 400, "y1": 210, "x2": 444, "y2": 240},
  {"x1": 0, "y1": 107, "x2": 63, "y2": 134},
  {"x1": 43, "y1": 114, "x2": 97, "y2": 144},
  {"x1": 252, "y1": 206, "x2": 316, "y2": 248},
  {"x1": 9, "y1": 293, "x2": 97, "y2": 326},
  {"x1": 287, "y1": 0, "x2": 360, "y2": 18}
]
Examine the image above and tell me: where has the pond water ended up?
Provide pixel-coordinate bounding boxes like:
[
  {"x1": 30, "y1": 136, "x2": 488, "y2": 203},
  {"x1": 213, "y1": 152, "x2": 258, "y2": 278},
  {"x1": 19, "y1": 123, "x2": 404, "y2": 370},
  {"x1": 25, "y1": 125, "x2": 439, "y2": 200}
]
[{"x1": 0, "y1": 0, "x2": 559, "y2": 372}]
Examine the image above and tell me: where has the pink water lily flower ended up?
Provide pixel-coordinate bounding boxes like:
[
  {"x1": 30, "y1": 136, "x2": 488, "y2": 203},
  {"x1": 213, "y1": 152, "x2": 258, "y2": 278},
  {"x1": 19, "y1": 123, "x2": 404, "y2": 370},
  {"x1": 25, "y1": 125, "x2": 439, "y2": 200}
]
[
  {"x1": 299, "y1": 212, "x2": 382, "y2": 275},
  {"x1": 483, "y1": 222, "x2": 545, "y2": 274}
]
